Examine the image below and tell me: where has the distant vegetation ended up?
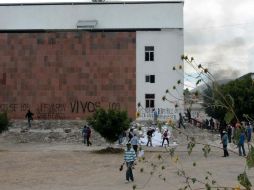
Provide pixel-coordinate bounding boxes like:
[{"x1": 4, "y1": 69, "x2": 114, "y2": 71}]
[
  {"x1": 203, "y1": 73, "x2": 254, "y2": 123},
  {"x1": 87, "y1": 108, "x2": 131, "y2": 145}
]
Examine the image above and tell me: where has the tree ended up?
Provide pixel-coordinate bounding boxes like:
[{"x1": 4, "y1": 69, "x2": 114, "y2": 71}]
[
  {"x1": 87, "y1": 108, "x2": 131, "y2": 144},
  {"x1": 203, "y1": 73, "x2": 254, "y2": 123}
]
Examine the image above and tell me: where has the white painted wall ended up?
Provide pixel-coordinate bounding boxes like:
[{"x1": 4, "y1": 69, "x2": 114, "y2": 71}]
[
  {"x1": 0, "y1": 2, "x2": 183, "y2": 30},
  {"x1": 136, "y1": 29, "x2": 184, "y2": 121}
]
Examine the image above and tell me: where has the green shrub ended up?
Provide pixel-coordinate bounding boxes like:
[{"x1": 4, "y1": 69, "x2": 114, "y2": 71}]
[
  {"x1": 0, "y1": 112, "x2": 9, "y2": 133},
  {"x1": 87, "y1": 108, "x2": 131, "y2": 144}
]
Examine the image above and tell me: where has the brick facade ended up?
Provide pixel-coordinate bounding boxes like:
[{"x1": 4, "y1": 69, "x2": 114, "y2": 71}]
[{"x1": 0, "y1": 31, "x2": 136, "y2": 119}]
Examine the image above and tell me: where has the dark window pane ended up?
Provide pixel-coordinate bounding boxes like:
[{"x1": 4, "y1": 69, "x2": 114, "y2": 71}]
[
  {"x1": 150, "y1": 75, "x2": 155, "y2": 83},
  {"x1": 145, "y1": 94, "x2": 155, "y2": 99},
  {"x1": 145, "y1": 46, "x2": 154, "y2": 51},
  {"x1": 150, "y1": 100, "x2": 154, "y2": 108},
  {"x1": 145, "y1": 75, "x2": 150, "y2": 82},
  {"x1": 146, "y1": 100, "x2": 149, "y2": 108},
  {"x1": 150, "y1": 52, "x2": 154, "y2": 61},
  {"x1": 145, "y1": 52, "x2": 149, "y2": 61}
]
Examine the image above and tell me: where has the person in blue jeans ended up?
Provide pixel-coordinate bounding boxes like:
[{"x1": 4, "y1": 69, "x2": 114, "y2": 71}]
[
  {"x1": 246, "y1": 123, "x2": 253, "y2": 149},
  {"x1": 221, "y1": 131, "x2": 229, "y2": 157},
  {"x1": 238, "y1": 130, "x2": 246, "y2": 156},
  {"x1": 124, "y1": 142, "x2": 136, "y2": 183}
]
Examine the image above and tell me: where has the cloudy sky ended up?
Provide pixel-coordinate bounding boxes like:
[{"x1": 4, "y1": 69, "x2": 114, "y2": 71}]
[
  {"x1": 0, "y1": 0, "x2": 254, "y2": 85},
  {"x1": 184, "y1": 0, "x2": 254, "y2": 89}
]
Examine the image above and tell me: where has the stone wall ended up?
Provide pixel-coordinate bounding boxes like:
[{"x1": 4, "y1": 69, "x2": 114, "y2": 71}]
[{"x1": 0, "y1": 31, "x2": 136, "y2": 119}]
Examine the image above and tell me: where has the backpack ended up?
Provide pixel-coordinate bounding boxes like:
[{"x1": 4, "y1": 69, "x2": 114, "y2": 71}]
[{"x1": 163, "y1": 131, "x2": 168, "y2": 138}]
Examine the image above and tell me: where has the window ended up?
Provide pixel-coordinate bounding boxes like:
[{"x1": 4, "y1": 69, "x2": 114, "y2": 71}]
[
  {"x1": 145, "y1": 46, "x2": 154, "y2": 61},
  {"x1": 145, "y1": 94, "x2": 155, "y2": 108},
  {"x1": 145, "y1": 75, "x2": 155, "y2": 83}
]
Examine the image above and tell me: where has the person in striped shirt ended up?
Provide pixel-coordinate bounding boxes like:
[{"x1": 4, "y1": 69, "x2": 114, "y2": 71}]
[{"x1": 124, "y1": 142, "x2": 136, "y2": 182}]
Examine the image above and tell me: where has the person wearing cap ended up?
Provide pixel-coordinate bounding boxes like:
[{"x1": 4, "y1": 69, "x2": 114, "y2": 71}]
[
  {"x1": 124, "y1": 142, "x2": 136, "y2": 183},
  {"x1": 221, "y1": 130, "x2": 229, "y2": 157}
]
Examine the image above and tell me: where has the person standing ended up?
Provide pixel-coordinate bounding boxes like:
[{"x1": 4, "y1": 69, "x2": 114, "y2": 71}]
[
  {"x1": 130, "y1": 134, "x2": 139, "y2": 155},
  {"x1": 153, "y1": 109, "x2": 158, "y2": 125},
  {"x1": 210, "y1": 118, "x2": 214, "y2": 131},
  {"x1": 246, "y1": 122, "x2": 253, "y2": 148},
  {"x1": 86, "y1": 126, "x2": 92, "y2": 146},
  {"x1": 82, "y1": 125, "x2": 88, "y2": 145},
  {"x1": 124, "y1": 142, "x2": 136, "y2": 183},
  {"x1": 25, "y1": 109, "x2": 34, "y2": 128},
  {"x1": 162, "y1": 129, "x2": 169, "y2": 147},
  {"x1": 146, "y1": 128, "x2": 155, "y2": 147},
  {"x1": 221, "y1": 131, "x2": 229, "y2": 157},
  {"x1": 187, "y1": 108, "x2": 191, "y2": 123},
  {"x1": 238, "y1": 130, "x2": 246, "y2": 156},
  {"x1": 227, "y1": 124, "x2": 232, "y2": 143}
]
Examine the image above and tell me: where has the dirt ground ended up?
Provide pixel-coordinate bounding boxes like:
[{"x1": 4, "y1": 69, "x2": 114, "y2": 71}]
[{"x1": 0, "y1": 141, "x2": 253, "y2": 190}]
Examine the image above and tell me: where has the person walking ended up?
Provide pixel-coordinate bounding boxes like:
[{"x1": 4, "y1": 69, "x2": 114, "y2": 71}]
[
  {"x1": 146, "y1": 128, "x2": 155, "y2": 147},
  {"x1": 25, "y1": 109, "x2": 34, "y2": 128},
  {"x1": 130, "y1": 134, "x2": 139, "y2": 155},
  {"x1": 162, "y1": 129, "x2": 169, "y2": 147},
  {"x1": 128, "y1": 128, "x2": 134, "y2": 142},
  {"x1": 124, "y1": 142, "x2": 136, "y2": 183},
  {"x1": 238, "y1": 130, "x2": 246, "y2": 156},
  {"x1": 86, "y1": 126, "x2": 92, "y2": 146},
  {"x1": 178, "y1": 113, "x2": 185, "y2": 129},
  {"x1": 221, "y1": 131, "x2": 229, "y2": 157},
  {"x1": 82, "y1": 125, "x2": 88, "y2": 145}
]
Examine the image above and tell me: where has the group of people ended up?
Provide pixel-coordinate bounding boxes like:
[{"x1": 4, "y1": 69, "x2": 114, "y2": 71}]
[{"x1": 221, "y1": 122, "x2": 253, "y2": 157}]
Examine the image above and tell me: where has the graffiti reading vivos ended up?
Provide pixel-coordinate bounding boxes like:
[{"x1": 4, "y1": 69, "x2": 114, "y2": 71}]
[{"x1": 0, "y1": 100, "x2": 120, "y2": 119}]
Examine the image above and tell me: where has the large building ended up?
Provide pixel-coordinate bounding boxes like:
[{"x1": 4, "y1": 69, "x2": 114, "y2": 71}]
[{"x1": 0, "y1": 0, "x2": 184, "y2": 120}]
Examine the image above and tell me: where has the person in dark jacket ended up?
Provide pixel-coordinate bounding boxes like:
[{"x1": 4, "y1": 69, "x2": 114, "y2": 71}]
[
  {"x1": 25, "y1": 109, "x2": 34, "y2": 128},
  {"x1": 86, "y1": 126, "x2": 92, "y2": 146},
  {"x1": 221, "y1": 131, "x2": 229, "y2": 157},
  {"x1": 227, "y1": 124, "x2": 232, "y2": 143},
  {"x1": 146, "y1": 128, "x2": 155, "y2": 147},
  {"x1": 82, "y1": 125, "x2": 88, "y2": 145},
  {"x1": 178, "y1": 113, "x2": 185, "y2": 129}
]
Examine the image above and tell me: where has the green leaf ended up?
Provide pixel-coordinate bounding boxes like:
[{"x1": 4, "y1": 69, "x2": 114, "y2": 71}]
[
  {"x1": 237, "y1": 171, "x2": 252, "y2": 190},
  {"x1": 202, "y1": 145, "x2": 211, "y2": 158},
  {"x1": 246, "y1": 145, "x2": 254, "y2": 169},
  {"x1": 169, "y1": 148, "x2": 175, "y2": 158},
  {"x1": 187, "y1": 141, "x2": 196, "y2": 155},
  {"x1": 191, "y1": 178, "x2": 196, "y2": 184},
  {"x1": 224, "y1": 111, "x2": 234, "y2": 125},
  {"x1": 196, "y1": 79, "x2": 202, "y2": 86}
]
